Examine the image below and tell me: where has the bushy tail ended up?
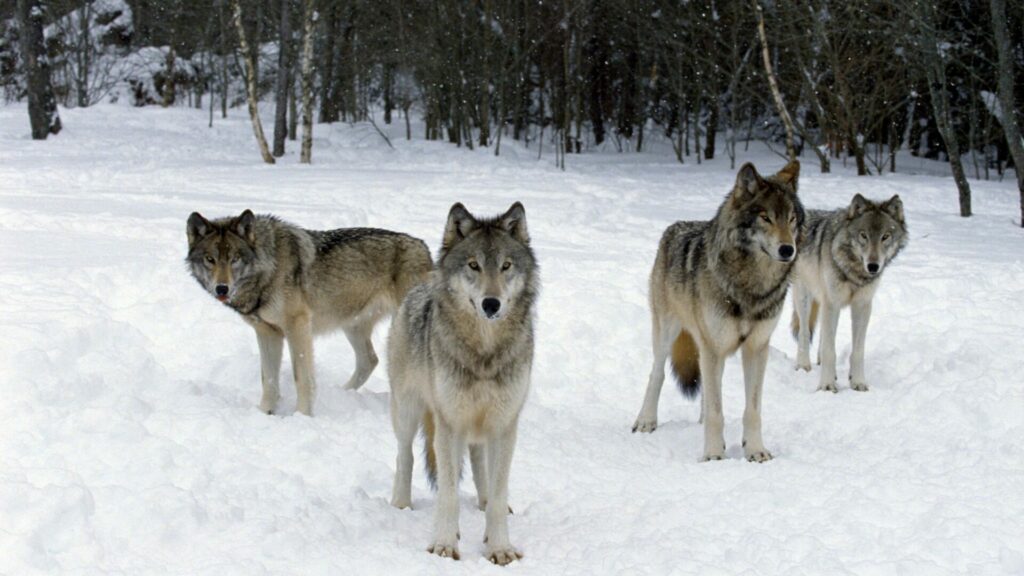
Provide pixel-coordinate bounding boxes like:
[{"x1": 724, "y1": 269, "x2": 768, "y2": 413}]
[
  {"x1": 671, "y1": 330, "x2": 701, "y2": 399},
  {"x1": 790, "y1": 298, "x2": 820, "y2": 341},
  {"x1": 423, "y1": 409, "x2": 438, "y2": 488}
]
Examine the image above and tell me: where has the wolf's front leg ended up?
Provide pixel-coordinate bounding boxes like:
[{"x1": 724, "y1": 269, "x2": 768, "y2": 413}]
[
  {"x1": 428, "y1": 419, "x2": 464, "y2": 560},
  {"x1": 849, "y1": 299, "x2": 872, "y2": 392},
  {"x1": 698, "y1": 350, "x2": 726, "y2": 461},
  {"x1": 484, "y1": 424, "x2": 522, "y2": 565},
  {"x1": 817, "y1": 303, "x2": 841, "y2": 393},
  {"x1": 285, "y1": 312, "x2": 317, "y2": 415},
  {"x1": 254, "y1": 323, "x2": 284, "y2": 414},
  {"x1": 793, "y1": 285, "x2": 814, "y2": 372},
  {"x1": 741, "y1": 341, "x2": 773, "y2": 462},
  {"x1": 389, "y1": 392, "x2": 421, "y2": 510}
]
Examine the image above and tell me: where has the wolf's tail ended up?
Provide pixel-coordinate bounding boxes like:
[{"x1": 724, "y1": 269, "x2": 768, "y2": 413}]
[
  {"x1": 671, "y1": 330, "x2": 701, "y2": 399},
  {"x1": 423, "y1": 409, "x2": 438, "y2": 488},
  {"x1": 790, "y1": 298, "x2": 820, "y2": 342}
]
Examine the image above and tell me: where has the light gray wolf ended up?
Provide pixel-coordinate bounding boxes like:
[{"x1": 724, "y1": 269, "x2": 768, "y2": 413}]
[
  {"x1": 387, "y1": 202, "x2": 538, "y2": 565},
  {"x1": 632, "y1": 161, "x2": 803, "y2": 463},
  {"x1": 186, "y1": 209, "x2": 432, "y2": 416},
  {"x1": 790, "y1": 194, "x2": 907, "y2": 392}
]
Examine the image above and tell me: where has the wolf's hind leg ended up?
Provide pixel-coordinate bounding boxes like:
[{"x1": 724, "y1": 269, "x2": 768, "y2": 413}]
[
  {"x1": 793, "y1": 285, "x2": 814, "y2": 372},
  {"x1": 470, "y1": 444, "x2": 489, "y2": 510},
  {"x1": 817, "y1": 302, "x2": 841, "y2": 393},
  {"x1": 849, "y1": 299, "x2": 872, "y2": 392},
  {"x1": 254, "y1": 323, "x2": 284, "y2": 414},
  {"x1": 633, "y1": 312, "x2": 681, "y2": 433},
  {"x1": 342, "y1": 320, "x2": 379, "y2": 391},
  {"x1": 390, "y1": 391, "x2": 421, "y2": 509}
]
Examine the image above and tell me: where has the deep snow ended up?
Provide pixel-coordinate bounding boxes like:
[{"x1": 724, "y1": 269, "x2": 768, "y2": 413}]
[{"x1": 1, "y1": 104, "x2": 1022, "y2": 575}]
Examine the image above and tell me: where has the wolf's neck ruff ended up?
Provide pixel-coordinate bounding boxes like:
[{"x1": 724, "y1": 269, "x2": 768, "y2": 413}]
[{"x1": 707, "y1": 221, "x2": 794, "y2": 322}]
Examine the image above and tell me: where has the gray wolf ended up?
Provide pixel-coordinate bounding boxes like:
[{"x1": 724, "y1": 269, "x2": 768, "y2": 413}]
[
  {"x1": 387, "y1": 202, "x2": 538, "y2": 565},
  {"x1": 186, "y1": 209, "x2": 432, "y2": 416},
  {"x1": 632, "y1": 161, "x2": 803, "y2": 463},
  {"x1": 790, "y1": 194, "x2": 907, "y2": 392}
]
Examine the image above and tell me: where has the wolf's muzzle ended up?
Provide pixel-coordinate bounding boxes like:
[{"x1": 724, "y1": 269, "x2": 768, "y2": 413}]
[
  {"x1": 215, "y1": 284, "x2": 229, "y2": 300},
  {"x1": 778, "y1": 244, "x2": 795, "y2": 261},
  {"x1": 867, "y1": 262, "x2": 880, "y2": 275},
  {"x1": 482, "y1": 298, "x2": 502, "y2": 319}
]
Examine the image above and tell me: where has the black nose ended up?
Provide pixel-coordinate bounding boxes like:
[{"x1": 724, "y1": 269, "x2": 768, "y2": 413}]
[
  {"x1": 215, "y1": 284, "x2": 229, "y2": 296},
  {"x1": 778, "y1": 244, "x2": 795, "y2": 260},
  {"x1": 482, "y1": 298, "x2": 501, "y2": 318},
  {"x1": 867, "y1": 262, "x2": 880, "y2": 274}
]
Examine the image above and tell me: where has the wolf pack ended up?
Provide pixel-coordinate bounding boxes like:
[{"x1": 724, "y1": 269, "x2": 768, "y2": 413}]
[{"x1": 186, "y1": 160, "x2": 907, "y2": 565}]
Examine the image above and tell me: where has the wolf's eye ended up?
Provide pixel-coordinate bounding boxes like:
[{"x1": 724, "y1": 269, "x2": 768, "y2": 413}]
[
  {"x1": 882, "y1": 233, "x2": 891, "y2": 242},
  {"x1": 759, "y1": 212, "x2": 771, "y2": 224},
  {"x1": 468, "y1": 261, "x2": 480, "y2": 271},
  {"x1": 501, "y1": 261, "x2": 512, "y2": 271},
  {"x1": 859, "y1": 232, "x2": 868, "y2": 242},
  {"x1": 230, "y1": 255, "x2": 240, "y2": 263},
  {"x1": 205, "y1": 256, "x2": 216, "y2": 265},
  {"x1": 789, "y1": 213, "x2": 796, "y2": 223}
]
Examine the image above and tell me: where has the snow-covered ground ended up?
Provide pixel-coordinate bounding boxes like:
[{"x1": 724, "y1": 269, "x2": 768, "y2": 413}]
[{"x1": 1, "y1": 104, "x2": 1022, "y2": 575}]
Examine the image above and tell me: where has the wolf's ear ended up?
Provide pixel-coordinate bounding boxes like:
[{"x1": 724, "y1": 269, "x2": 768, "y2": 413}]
[
  {"x1": 442, "y1": 203, "x2": 478, "y2": 251},
  {"x1": 882, "y1": 194, "x2": 904, "y2": 222},
  {"x1": 776, "y1": 160, "x2": 800, "y2": 189},
  {"x1": 498, "y1": 202, "x2": 530, "y2": 244},
  {"x1": 734, "y1": 163, "x2": 763, "y2": 200},
  {"x1": 232, "y1": 209, "x2": 257, "y2": 243},
  {"x1": 847, "y1": 194, "x2": 872, "y2": 219},
  {"x1": 187, "y1": 212, "x2": 212, "y2": 246}
]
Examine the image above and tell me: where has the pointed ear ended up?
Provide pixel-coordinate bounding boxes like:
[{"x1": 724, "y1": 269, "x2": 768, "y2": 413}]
[
  {"x1": 847, "y1": 194, "x2": 872, "y2": 219},
  {"x1": 734, "y1": 163, "x2": 763, "y2": 201},
  {"x1": 776, "y1": 160, "x2": 800, "y2": 188},
  {"x1": 442, "y1": 203, "x2": 478, "y2": 251},
  {"x1": 187, "y1": 212, "x2": 212, "y2": 246},
  {"x1": 232, "y1": 209, "x2": 256, "y2": 243},
  {"x1": 882, "y1": 194, "x2": 904, "y2": 222},
  {"x1": 498, "y1": 202, "x2": 529, "y2": 244}
]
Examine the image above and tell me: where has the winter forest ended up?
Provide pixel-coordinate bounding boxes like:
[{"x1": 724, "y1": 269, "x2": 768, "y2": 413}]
[
  {"x1": 1, "y1": 1, "x2": 1023, "y2": 574},
  {"x1": 3, "y1": 0, "x2": 1023, "y2": 220}
]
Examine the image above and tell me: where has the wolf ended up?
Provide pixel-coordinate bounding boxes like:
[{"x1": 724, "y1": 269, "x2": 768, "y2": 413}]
[
  {"x1": 387, "y1": 202, "x2": 538, "y2": 565},
  {"x1": 186, "y1": 209, "x2": 432, "y2": 416},
  {"x1": 790, "y1": 194, "x2": 907, "y2": 392},
  {"x1": 632, "y1": 161, "x2": 803, "y2": 463}
]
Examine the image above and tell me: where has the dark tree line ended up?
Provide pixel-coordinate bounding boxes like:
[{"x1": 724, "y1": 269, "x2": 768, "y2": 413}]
[{"x1": 2, "y1": 0, "x2": 1022, "y2": 222}]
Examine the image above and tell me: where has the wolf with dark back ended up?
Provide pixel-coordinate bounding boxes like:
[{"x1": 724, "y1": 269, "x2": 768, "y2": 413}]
[
  {"x1": 632, "y1": 161, "x2": 803, "y2": 463},
  {"x1": 791, "y1": 194, "x2": 907, "y2": 392},
  {"x1": 388, "y1": 202, "x2": 538, "y2": 565},
  {"x1": 186, "y1": 210, "x2": 432, "y2": 416}
]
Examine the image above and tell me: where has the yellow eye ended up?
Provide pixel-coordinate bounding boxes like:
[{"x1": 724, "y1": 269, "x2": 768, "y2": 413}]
[
  {"x1": 882, "y1": 233, "x2": 891, "y2": 241},
  {"x1": 759, "y1": 212, "x2": 771, "y2": 223},
  {"x1": 468, "y1": 261, "x2": 480, "y2": 271},
  {"x1": 501, "y1": 261, "x2": 512, "y2": 271},
  {"x1": 205, "y1": 256, "x2": 215, "y2": 265}
]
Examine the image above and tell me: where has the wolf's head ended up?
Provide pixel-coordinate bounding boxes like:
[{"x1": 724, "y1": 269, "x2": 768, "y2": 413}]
[
  {"x1": 837, "y1": 194, "x2": 907, "y2": 278},
  {"x1": 437, "y1": 202, "x2": 537, "y2": 322},
  {"x1": 725, "y1": 160, "x2": 804, "y2": 263},
  {"x1": 186, "y1": 209, "x2": 262, "y2": 306}
]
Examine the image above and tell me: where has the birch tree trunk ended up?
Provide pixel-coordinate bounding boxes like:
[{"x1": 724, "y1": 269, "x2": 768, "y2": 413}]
[
  {"x1": 753, "y1": 0, "x2": 796, "y2": 162},
  {"x1": 232, "y1": 0, "x2": 275, "y2": 164},
  {"x1": 299, "y1": 0, "x2": 315, "y2": 164},
  {"x1": 17, "y1": 0, "x2": 62, "y2": 139},
  {"x1": 989, "y1": 0, "x2": 1024, "y2": 226}
]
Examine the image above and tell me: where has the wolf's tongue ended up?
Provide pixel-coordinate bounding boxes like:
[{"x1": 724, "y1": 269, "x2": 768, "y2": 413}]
[{"x1": 216, "y1": 295, "x2": 229, "y2": 302}]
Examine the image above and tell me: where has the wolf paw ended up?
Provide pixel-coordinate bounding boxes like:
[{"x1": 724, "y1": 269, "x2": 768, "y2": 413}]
[
  {"x1": 391, "y1": 498, "x2": 411, "y2": 510},
  {"x1": 746, "y1": 450, "x2": 774, "y2": 463},
  {"x1": 817, "y1": 381, "x2": 838, "y2": 393},
  {"x1": 850, "y1": 381, "x2": 869, "y2": 392},
  {"x1": 258, "y1": 395, "x2": 279, "y2": 415},
  {"x1": 427, "y1": 541, "x2": 460, "y2": 560},
  {"x1": 701, "y1": 453, "x2": 725, "y2": 462},
  {"x1": 487, "y1": 546, "x2": 523, "y2": 566},
  {"x1": 795, "y1": 358, "x2": 812, "y2": 372},
  {"x1": 632, "y1": 417, "x2": 657, "y2": 433}
]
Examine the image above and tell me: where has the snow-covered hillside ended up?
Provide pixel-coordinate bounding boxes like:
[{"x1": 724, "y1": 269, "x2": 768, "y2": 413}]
[{"x1": 1, "y1": 104, "x2": 1022, "y2": 575}]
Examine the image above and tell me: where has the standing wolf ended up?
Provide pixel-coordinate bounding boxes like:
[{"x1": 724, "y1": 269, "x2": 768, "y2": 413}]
[
  {"x1": 186, "y1": 209, "x2": 432, "y2": 416},
  {"x1": 388, "y1": 202, "x2": 538, "y2": 565},
  {"x1": 632, "y1": 161, "x2": 803, "y2": 463},
  {"x1": 791, "y1": 194, "x2": 907, "y2": 392}
]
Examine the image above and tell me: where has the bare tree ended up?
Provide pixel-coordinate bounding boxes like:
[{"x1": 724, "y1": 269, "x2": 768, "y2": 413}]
[
  {"x1": 989, "y1": 0, "x2": 1024, "y2": 226},
  {"x1": 17, "y1": 0, "x2": 62, "y2": 139},
  {"x1": 272, "y1": 0, "x2": 292, "y2": 157},
  {"x1": 753, "y1": 0, "x2": 796, "y2": 162},
  {"x1": 299, "y1": 0, "x2": 315, "y2": 164},
  {"x1": 232, "y1": 0, "x2": 275, "y2": 164}
]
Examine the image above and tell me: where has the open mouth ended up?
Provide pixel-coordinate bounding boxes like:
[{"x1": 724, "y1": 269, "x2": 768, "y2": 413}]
[{"x1": 216, "y1": 294, "x2": 229, "y2": 303}]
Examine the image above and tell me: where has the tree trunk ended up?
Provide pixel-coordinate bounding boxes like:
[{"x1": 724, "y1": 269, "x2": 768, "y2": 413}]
[
  {"x1": 219, "y1": 0, "x2": 228, "y2": 118},
  {"x1": 162, "y1": 46, "x2": 176, "y2": 107},
  {"x1": 288, "y1": 72, "x2": 298, "y2": 140},
  {"x1": 17, "y1": 0, "x2": 62, "y2": 139},
  {"x1": 989, "y1": 0, "x2": 1024, "y2": 226},
  {"x1": 232, "y1": 0, "x2": 275, "y2": 164},
  {"x1": 272, "y1": 0, "x2": 291, "y2": 157},
  {"x1": 299, "y1": 0, "x2": 315, "y2": 164},
  {"x1": 753, "y1": 0, "x2": 796, "y2": 162}
]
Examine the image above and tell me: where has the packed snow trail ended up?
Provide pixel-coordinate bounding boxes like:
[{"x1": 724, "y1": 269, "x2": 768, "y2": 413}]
[{"x1": 1, "y1": 104, "x2": 1022, "y2": 575}]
